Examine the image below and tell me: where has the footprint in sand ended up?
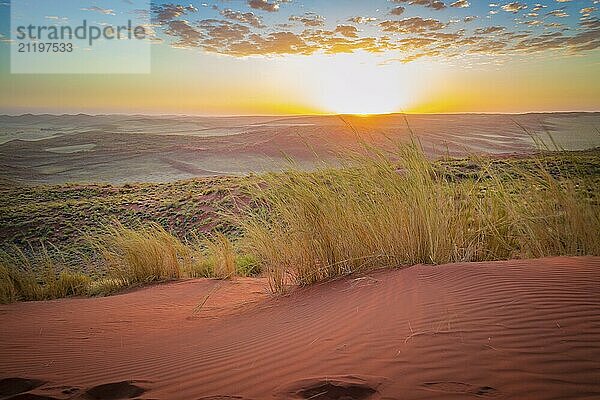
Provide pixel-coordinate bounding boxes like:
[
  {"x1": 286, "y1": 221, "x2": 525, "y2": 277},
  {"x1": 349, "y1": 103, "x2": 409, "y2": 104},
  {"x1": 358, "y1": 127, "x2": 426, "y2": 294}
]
[
  {"x1": 0, "y1": 378, "x2": 47, "y2": 398},
  {"x1": 422, "y1": 381, "x2": 500, "y2": 397},
  {"x1": 277, "y1": 375, "x2": 383, "y2": 400},
  {"x1": 0, "y1": 378, "x2": 152, "y2": 400},
  {"x1": 5, "y1": 395, "x2": 60, "y2": 400},
  {"x1": 83, "y1": 380, "x2": 149, "y2": 400},
  {"x1": 197, "y1": 397, "x2": 252, "y2": 400}
]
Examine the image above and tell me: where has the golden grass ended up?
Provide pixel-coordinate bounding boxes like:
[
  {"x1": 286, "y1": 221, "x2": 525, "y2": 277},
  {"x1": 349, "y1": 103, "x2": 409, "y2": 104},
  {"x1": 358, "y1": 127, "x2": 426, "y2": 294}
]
[
  {"x1": 87, "y1": 278, "x2": 128, "y2": 297},
  {"x1": 90, "y1": 222, "x2": 185, "y2": 287},
  {"x1": 1, "y1": 224, "x2": 260, "y2": 303},
  {"x1": 0, "y1": 245, "x2": 91, "y2": 303},
  {"x1": 185, "y1": 233, "x2": 259, "y2": 278},
  {"x1": 1, "y1": 144, "x2": 597, "y2": 301},
  {"x1": 240, "y1": 144, "x2": 600, "y2": 292},
  {"x1": 203, "y1": 233, "x2": 236, "y2": 279},
  {"x1": 0, "y1": 263, "x2": 42, "y2": 303}
]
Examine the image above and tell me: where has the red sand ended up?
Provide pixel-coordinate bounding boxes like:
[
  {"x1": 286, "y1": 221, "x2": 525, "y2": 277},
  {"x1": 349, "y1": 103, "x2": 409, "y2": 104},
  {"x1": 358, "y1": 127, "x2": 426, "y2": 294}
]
[{"x1": 1, "y1": 257, "x2": 600, "y2": 399}]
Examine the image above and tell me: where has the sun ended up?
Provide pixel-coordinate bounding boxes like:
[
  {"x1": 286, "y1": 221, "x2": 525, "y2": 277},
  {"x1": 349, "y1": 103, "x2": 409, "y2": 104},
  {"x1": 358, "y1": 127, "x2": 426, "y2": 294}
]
[{"x1": 303, "y1": 52, "x2": 414, "y2": 115}]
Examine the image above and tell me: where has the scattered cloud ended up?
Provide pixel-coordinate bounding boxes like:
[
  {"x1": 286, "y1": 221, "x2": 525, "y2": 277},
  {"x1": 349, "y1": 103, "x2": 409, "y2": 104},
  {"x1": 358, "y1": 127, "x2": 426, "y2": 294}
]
[
  {"x1": 81, "y1": 6, "x2": 115, "y2": 15},
  {"x1": 248, "y1": 0, "x2": 287, "y2": 13},
  {"x1": 580, "y1": 7, "x2": 597, "y2": 17},
  {"x1": 289, "y1": 13, "x2": 325, "y2": 27},
  {"x1": 474, "y1": 25, "x2": 506, "y2": 34},
  {"x1": 349, "y1": 16, "x2": 377, "y2": 24},
  {"x1": 450, "y1": 0, "x2": 470, "y2": 8},
  {"x1": 390, "y1": 6, "x2": 406, "y2": 16},
  {"x1": 220, "y1": 8, "x2": 264, "y2": 28},
  {"x1": 501, "y1": 2, "x2": 527, "y2": 13},
  {"x1": 547, "y1": 9, "x2": 569, "y2": 18},
  {"x1": 153, "y1": 4, "x2": 198, "y2": 24},
  {"x1": 391, "y1": 0, "x2": 446, "y2": 11},
  {"x1": 335, "y1": 25, "x2": 359, "y2": 38},
  {"x1": 147, "y1": 1, "x2": 600, "y2": 64},
  {"x1": 379, "y1": 17, "x2": 446, "y2": 33},
  {"x1": 164, "y1": 20, "x2": 202, "y2": 48}
]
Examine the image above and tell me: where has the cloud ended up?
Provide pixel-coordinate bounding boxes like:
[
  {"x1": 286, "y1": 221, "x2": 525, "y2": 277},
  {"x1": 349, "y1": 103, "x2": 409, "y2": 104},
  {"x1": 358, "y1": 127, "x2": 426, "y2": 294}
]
[
  {"x1": 391, "y1": 0, "x2": 446, "y2": 11},
  {"x1": 248, "y1": 0, "x2": 285, "y2": 13},
  {"x1": 199, "y1": 19, "x2": 251, "y2": 45},
  {"x1": 228, "y1": 32, "x2": 315, "y2": 56},
  {"x1": 547, "y1": 9, "x2": 569, "y2": 18},
  {"x1": 450, "y1": 0, "x2": 470, "y2": 8},
  {"x1": 512, "y1": 18, "x2": 600, "y2": 53},
  {"x1": 220, "y1": 8, "x2": 264, "y2": 28},
  {"x1": 149, "y1": 1, "x2": 599, "y2": 64},
  {"x1": 580, "y1": 7, "x2": 597, "y2": 17},
  {"x1": 289, "y1": 13, "x2": 325, "y2": 27},
  {"x1": 348, "y1": 16, "x2": 377, "y2": 24},
  {"x1": 523, "y1": 20, "x2": 543, "y2": 26},
  {"x1": 153, "y1": 4, "x2": 198, "y2": 24},
  {"x1": 397, "y1": 37, "x2": 438, "y2": 49},
  {"x1": 501, "y1": 2, "x2": 528, "y2": 13},
  {"x1": 164, "y1": 20, "x2": 202, "y2": 48},
  {"x1": 394, "y1": 49, "x2": 442, "y2": 63},
  {"x1": 474, "y1": 25, "x2": 506, "y2": 34},
  {"x1": 379, "y1": 17, "x2": 446, "y2": 33},
  {"x1": 335, "y1": 25, "x2": 359, "y2": 38},
  {"x1": 81, "y1": 6, "x2": 115, "y2": 15},
  {"x1": 390, "y1": 6, "x2": 406, "y2": 16},
  {"x1": 468, "y1": 39, "x2": 507, "y2": 54}
]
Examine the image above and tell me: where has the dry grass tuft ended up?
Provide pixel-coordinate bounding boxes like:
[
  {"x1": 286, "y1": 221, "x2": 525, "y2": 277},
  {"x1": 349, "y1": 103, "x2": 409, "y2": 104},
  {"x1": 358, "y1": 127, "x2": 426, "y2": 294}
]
[
  {"x1": 44, "y1": 271, "x2": 92, "y2": 299},
  {"x1": 90, "y1": 222, "x2": 185, "y2": 287},
  {"x1": 0, "y1": 262, "x2": 43, "y2": 303},
  {"x1": 87, "y1": 278, "x2": 128, "y2": 297},
  {"x1": 1, "y1": 223, "x2": 259, "y2": 303},
  {"x1": 0, "y1": 245, "x2": 91, "y2": 303},
  {"x1": 203, "y1": 233, "x2": 236, "y2": 279},
  {"x1": 241, "y1": 144, "x2": 600, "y2": 291}
]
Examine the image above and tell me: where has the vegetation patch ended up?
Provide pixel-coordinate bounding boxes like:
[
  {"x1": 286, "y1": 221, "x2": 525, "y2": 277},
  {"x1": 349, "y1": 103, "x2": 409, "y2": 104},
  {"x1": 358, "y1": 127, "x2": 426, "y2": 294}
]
[
  {"x1": 1, "y1": 147, "x2": 599, "y2": 301},
  {"x1": 240, "y1": 146, "x2": 600, "y2": 291}
]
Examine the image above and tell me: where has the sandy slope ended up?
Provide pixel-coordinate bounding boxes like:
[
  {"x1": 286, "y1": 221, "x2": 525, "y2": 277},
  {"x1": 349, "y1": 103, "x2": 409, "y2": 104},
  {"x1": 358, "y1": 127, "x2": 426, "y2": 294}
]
[{"x1": 1, "y1": 257, "x2": 599, "y2": 399}]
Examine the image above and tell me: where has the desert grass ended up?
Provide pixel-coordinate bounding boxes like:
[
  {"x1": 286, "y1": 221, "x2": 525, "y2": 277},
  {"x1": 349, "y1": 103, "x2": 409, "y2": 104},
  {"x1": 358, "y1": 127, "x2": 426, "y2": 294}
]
[
  {"x1": 185, "y1": 233, "x2": 261, "y2": 278},
  {"x1": 1, "y1": 224, "x2": 260, "y2": 303},
  {"x1": 1, "y1": 145, "x2": 598, "y2": 302},
  {"x1": 0, "y1": 262, "x2": 43, "y2": 303},
  {"x1": 203, "y1": 233, "x2": 236, "y2": 278},
  {"x1": 240, "y1": 143, "x2": 600, "y2": 292},
  {"x1": 0, "y1": 245, "x2": 91, "y2": 303},
  {"x1": 90, "y1": 222, "x2": 185, "y2": 287}
]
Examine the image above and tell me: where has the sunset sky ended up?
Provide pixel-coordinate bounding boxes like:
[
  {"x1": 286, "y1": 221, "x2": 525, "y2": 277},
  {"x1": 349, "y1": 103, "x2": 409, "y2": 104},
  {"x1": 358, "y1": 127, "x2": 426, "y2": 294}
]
[{"x1": 0, "y1": 0, "x2": 599, "y2": 115}]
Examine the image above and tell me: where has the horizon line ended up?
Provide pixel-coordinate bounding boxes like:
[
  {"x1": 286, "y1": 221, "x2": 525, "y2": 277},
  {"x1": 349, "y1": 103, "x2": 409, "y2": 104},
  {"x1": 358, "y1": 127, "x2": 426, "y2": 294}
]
[{"x1": 1, "y1": 110, "x2": 600, "y2": 118}]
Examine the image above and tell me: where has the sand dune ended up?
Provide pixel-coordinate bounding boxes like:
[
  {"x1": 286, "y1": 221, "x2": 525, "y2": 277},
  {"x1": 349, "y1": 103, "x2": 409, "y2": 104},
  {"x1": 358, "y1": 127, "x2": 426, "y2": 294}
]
[{"x1": 1, "y1": 257, "x2": 599, "y2": 399}]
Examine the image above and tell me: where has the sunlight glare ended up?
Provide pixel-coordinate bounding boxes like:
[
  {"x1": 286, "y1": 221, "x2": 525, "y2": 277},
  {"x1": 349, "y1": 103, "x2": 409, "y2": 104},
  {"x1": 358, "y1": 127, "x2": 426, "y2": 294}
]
[{"x1": 296, "y1": 52, "x2": 419, "y2": 115}]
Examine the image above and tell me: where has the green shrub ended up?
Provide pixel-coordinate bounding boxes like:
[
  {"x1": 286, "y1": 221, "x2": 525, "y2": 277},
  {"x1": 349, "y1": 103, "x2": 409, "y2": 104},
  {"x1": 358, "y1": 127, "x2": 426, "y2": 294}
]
[{"x1": 236, "y1": 254, "x2": 261, "y2": 277}]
